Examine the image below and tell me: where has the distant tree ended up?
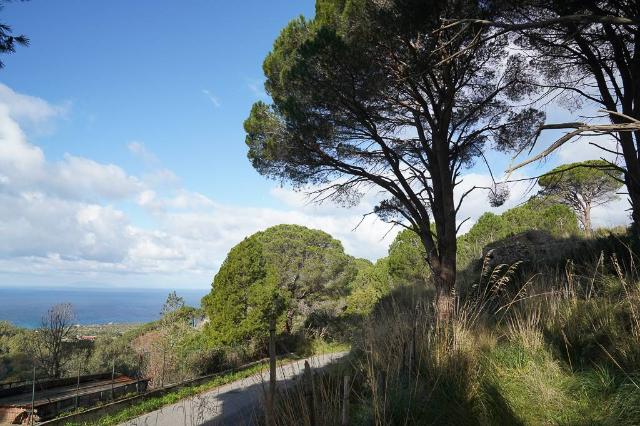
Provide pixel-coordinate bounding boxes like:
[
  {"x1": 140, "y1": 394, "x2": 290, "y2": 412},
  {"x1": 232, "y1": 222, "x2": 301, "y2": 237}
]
[
  {"x1": 0, "y1": 1, "x2": 29, "y2": 68},
  {"x1": 500, "y1": 199, "x2": 580, "y2": 237},
  {"x1": 160, "y1": 291, "x2": 186, "y2": 317},
  {"x1": 202, "y1": 236, "x2": 269, "y2": 346},
  {"x1": 87, "y1": 332, "x2": 137, "y2": 377},
  {"x1": 538, "y1": 160, "x2": 624, "y2": 235},
  {"x1": 244, "y1": 0, "x2": 543, "y2": 318},
  {"x1": 345, "y1": 258, "x2": 390, "y2": 316},
  {"x1": 257, "y1": 225, "x2": 355, "y2": 333},
  {"x1": 202, "y1": 225, "x2": 355, "y2": 346},
  {"x1": 30, "y1": 303, "x2": 75, "y2": 378},
  {"x1": 387, "y1": 229, "x2": 430, "y2": 287},
  {"x1": 451, "y1": 1, "x2": 640, "y2": 234}
]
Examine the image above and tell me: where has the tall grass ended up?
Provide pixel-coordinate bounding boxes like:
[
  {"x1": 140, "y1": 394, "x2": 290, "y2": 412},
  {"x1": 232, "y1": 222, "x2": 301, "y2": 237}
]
[{"x1": 266, "y1": 237, "x2": 640, "y2": 425}]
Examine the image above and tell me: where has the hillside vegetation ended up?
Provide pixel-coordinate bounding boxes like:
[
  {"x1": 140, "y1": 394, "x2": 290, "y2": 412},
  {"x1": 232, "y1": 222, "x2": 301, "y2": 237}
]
[{"x1": 267, "y1": 227, "x2": 640, "y2": 425}]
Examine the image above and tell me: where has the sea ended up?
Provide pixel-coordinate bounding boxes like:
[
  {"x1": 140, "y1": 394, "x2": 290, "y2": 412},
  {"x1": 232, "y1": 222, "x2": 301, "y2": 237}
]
[{"x1": 0, "y1": 287, "x2": 209, "y2": 328}]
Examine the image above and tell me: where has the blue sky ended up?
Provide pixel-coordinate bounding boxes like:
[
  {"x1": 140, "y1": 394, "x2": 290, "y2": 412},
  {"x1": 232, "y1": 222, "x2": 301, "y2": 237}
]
[
  {"x1": 0, "y1": 1, "x2": 629, "y2": 289},
  {"x1": 2, "y1": 0, "x2": 314, "y2": 207}
]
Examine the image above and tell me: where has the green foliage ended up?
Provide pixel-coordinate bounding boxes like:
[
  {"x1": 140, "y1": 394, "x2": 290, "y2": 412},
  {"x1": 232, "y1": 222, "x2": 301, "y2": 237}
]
[
  {"x1": 86, "y1": 333, "x2": 138, "y2": 377},
  {"x1": 345, "y1": 228, "x2": 437, "y2": 316},
  {"x1": 538, "y1": 160, "x2": 623, "y2": 195},
  {"x1": 546, "y1": 296, "x2": 640, "y2": 372},
  {"x1": 245, "y1": 0, "x2": 545, "y2": 294},
  {"x1": 345, "y1": 258, "x2": 390, "y2": 315},
  {"x1": 457, "y1": 199, "x2": 580, "y2": 268},
  {"x1": 202, "y1": 235, "x2": 269, "y2": 346},
  {"x1": 0, "y1": 321, "x2": 31, "y2": 381},
  {"x1": 160, "y1": 291, "x2": 185, "y2": 317},
  {"x1": 202, "y1": 224, "x2": 356, "y2": 347},
  {"x1": 258, "y1": 224, "x2": 356, "y2": 330},
  {"x1": 538, "y1": 160, "x2": 624, "y2": 232},
  {"x1": 268, "y1": 233, "x2": 636, "y2": 426},
  {"x1": 387, "y1": 229, "x2": 430, "y2": 287}
]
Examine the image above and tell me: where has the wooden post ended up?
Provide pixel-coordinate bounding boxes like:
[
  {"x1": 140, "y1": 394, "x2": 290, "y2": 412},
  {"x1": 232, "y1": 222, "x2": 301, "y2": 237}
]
[
  {"x1": 75, "y1": 361, "x2": 81, "y2": 408},
  {"x1": 136, "y1": 352, "x2": 144, "y2": 394},
  {"x1": 111, "y1": 358, "x2": 115, "y2": 400},
  {"x1": 304, "y1": 361, "x2": 317, "y2": 426},
  {"x1": 265, "y1": 316, "x2": 277, "y2": 426},
  {"x1": 341, "y1": 374, "x2": 350, "y2": 426},
  {"x1": 161, "y1": 348, "x2": 166, "y2": 388}
]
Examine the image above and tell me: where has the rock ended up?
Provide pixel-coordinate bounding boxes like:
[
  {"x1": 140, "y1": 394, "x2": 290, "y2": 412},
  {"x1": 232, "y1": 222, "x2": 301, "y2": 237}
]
[{"x1": 481, "y1": 230, "x2": 557, "y2": 270}]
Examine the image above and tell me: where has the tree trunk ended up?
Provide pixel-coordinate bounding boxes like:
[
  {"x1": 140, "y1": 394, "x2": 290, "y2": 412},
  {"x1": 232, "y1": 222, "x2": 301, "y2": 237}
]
[
  {"x1": 284, "y1": 309, "x2": 294, "y2": 334},
  {"x1": 617, "y1": 129, "x2": 640, "y2": 238},
  {"x1": 626, "y1": 170, "x2": 640, "y2": 239},
  {"x1": 430, "y1": 139, "x2": 458, "y2": 323},
  {"x1": 431, "y1": 255, "x2": 456, "y2": 322},
  {"x1": 583, "y1": 202, "x2": 592, "y2": 237}
]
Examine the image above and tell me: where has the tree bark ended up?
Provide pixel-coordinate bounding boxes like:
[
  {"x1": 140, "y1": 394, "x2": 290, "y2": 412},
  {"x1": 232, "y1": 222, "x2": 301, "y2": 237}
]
[
  {"x1": 284, "y1": 309, "x2": 294, "y2": 335},
  {"x1": 427, "y1": 132, "x2": 458, "y2": 323},
  {"x1": 616, "y1": 126, "x2": 640, "y2": 237},
  {"x1": 583, "y1": 201, "x2": 592, "y2": 237},
  {"x1": 431, "y1": 255, "x2": 456, "y2": 322}
]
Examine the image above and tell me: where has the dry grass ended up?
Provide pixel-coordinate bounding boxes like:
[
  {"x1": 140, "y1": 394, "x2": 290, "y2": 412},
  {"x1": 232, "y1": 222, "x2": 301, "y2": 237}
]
[{"x1": 263, "y1": 237, "x2": 640, "y2": 425}]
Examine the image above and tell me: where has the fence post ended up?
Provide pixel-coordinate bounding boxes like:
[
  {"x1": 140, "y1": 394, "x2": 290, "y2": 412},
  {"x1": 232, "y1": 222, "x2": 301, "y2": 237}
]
[
  {"x1": 136, "y1": 353, "x2": 142, "y2": 394},
  {"x1": 342, "y1": 374, "x2": 350, "y2": 426},
  {"x1": 30, "y1": 365, "x2": 35, "y2": 426},
  {"x1": 161, "y1": 348, "x2": 166, "y2": 388},
  {"x1": 75, "y1": 361, "x2": 81, "y2": 409},
  {"x1": 111, "y1": 358, "x2": 115, "y2": 400}
]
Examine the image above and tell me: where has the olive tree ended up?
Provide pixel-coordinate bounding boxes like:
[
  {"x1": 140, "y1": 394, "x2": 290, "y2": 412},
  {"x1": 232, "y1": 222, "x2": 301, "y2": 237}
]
[{"x1": 244, "y1": 0, "x2": 542, "y2": 318}]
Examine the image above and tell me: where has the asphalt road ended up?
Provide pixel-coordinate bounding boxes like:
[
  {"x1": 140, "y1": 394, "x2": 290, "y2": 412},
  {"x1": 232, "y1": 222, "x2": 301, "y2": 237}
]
[{"x1": 119, "y1": 352, "x2": 347, "y2": 426}]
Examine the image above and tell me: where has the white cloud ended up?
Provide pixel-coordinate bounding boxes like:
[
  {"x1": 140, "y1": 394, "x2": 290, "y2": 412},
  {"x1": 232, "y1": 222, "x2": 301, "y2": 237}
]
[
  {"x1": 592, "y1": 195, "x2": 631, "y2": 228},
  {"x1": 0, "y1": 87, "x2": 394, "y2": 286},
  {"x1": 51, "y1": 154, "x2": 143, "y2": 200},
  {"x1": 247, "y1": 78, "x2": 269, "y2": 100},
  {"x1": 556, "y1": 134, "x2": 621, "y2": 164},
  {"x1": 128, "y1": 141, "x2": 158, "y2": 164},
  {"x1": 202, "y1": 89, "x2": 221, "y2": 108},
  {"x1": 0, "y1": 83, "x2": 68, "y2": 126},
  {"x1": 128, "y1": 141, "x2": 179, "y2": 187},
  {"x1": 0, "y1": 85, "x2": 633, "y2": 289},
  {"x1": 0, "y1": 105, "x2": 46, "y2": 181}
]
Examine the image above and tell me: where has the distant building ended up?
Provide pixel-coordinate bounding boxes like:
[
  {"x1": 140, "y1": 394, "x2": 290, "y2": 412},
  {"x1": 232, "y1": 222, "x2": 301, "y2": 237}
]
[
  {"x1": 192, "y1": 315, "x2": 209, "y2": 330},
  {"x1": 76, "y1": 335, "x2": 97, "y2": 341}
]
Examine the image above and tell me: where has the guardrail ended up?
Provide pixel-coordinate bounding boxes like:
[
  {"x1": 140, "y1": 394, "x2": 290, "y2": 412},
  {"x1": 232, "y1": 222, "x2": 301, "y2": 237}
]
[{"x1": 38, "y1": 353, "x2": 297, "y2": 426}]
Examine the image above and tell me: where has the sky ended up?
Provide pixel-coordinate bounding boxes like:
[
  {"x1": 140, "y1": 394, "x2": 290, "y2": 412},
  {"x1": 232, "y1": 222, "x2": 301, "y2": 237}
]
[{"x1": 0, "y1": 0, "x2": 631, "y2": 289}]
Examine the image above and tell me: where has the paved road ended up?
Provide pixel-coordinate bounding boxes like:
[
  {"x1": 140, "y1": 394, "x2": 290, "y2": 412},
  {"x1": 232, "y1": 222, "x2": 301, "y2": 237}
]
[{"x1": 119, "y1": 352, "x2": 347, "y2": 426}]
